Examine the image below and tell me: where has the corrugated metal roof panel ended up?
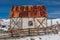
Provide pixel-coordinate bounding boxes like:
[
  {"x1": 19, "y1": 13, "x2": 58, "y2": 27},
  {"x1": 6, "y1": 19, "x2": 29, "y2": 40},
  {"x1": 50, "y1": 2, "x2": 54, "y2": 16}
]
[{"x1": 10, "y1": 5, "x2": 48, "y2": 18}]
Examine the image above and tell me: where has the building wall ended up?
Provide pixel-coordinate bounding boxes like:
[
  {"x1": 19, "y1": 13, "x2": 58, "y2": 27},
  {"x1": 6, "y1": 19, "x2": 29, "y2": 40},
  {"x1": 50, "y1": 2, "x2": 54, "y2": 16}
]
[{"x1": 10, "y1": 17, "x2": 47, "y2": 29}]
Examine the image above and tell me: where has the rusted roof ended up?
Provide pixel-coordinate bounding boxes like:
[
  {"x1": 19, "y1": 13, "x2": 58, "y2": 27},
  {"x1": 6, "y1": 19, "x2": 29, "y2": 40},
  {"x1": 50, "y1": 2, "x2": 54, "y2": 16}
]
[{"x1": 10, "y1": 5, "x2": 48, "y2": 18}]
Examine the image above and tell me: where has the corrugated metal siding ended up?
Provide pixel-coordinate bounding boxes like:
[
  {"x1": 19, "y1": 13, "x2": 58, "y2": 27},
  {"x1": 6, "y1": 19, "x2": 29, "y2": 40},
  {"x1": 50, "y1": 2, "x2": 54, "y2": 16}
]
[{"x1": 10, "y1": 5, "x2": 48, "y2": 18}]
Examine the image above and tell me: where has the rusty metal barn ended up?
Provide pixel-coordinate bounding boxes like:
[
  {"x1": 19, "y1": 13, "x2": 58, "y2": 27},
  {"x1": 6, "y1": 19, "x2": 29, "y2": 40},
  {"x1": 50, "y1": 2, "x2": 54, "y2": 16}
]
[{"x1": 4, "y1": 5, "x2": 58, "y2": 37}]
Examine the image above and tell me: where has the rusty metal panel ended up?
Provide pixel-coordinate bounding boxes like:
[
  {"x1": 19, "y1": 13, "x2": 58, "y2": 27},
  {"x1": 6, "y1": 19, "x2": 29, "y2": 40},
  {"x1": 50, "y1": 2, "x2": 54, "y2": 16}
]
[
  {"x1": 10, "y1": 11, "x2": 13, "y2": 18},
  {"x1": 24, "y1": 6, "x2": 28, "y2": 11},
  {"x1": 11, "y1": 6, "x2": 17, "y2": 11},
  {"x1": 10, "y1": 5, "x2": 48, "y2": 18},
  {"x1": 28, "y1": 6, "x2": 33, "y2": 12},
  {"x1": 13, "y1": 11, "x2": 20, "y2": 17},
  {"x1": 20, "y1": 6, "x2": 24, "y2": 12},
  {"x1": 20, "y1": 11, "x2": 28, "y2": 17}
]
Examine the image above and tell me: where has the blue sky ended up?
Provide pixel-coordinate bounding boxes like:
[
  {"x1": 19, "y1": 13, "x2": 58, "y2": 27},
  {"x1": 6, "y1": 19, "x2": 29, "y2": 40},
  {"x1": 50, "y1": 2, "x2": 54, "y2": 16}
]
[{"x1": 0, "y1": 0, "x2": 60, "y2": 19}]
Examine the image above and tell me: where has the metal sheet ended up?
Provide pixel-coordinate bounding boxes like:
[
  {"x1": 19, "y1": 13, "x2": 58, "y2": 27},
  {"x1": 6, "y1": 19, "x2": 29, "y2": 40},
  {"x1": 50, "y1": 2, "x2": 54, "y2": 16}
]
[{"x1": 10, "y1": 5, "x2": 48, "y2": 18}]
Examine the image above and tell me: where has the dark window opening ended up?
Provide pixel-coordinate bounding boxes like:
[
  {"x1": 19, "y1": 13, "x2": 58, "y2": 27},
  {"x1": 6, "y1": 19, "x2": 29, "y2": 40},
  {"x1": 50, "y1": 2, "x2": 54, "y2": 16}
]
[
  {"x1": 2, "y1": 25, "x2": 6, "y2": 28},
  {"x1": 28, "y1": 21, "x2": 33, "y2": 26}
]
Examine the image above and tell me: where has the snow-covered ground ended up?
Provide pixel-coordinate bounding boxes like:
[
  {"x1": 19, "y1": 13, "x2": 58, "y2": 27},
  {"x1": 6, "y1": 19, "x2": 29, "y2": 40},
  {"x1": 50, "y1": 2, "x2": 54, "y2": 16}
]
[
  {"x1": 0, "y1": 32, "x2": 60, "y2": 40},
  {"x1": 19, "y1": 34, "x2": 60, "y2": 40},
  {"x1": 0, "y1": 19, "x2": 10, "y2": 25},
  {"x1": 20, "y1": 34, "x2": 60, "y2": 40},
  {"x1": 10, "y1": 32, "x2": 60, "y2": 40},
  {"x1": 0, "y1": 19, "x2": 10, "y2": 31},
  {"x1": 47, "y1": 18, "x2": 60, "y2": 26}
]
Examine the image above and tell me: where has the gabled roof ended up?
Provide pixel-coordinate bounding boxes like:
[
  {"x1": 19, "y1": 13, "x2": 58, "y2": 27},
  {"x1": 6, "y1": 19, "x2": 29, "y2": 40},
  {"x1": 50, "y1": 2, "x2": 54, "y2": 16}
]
[{"x1": 10, "y1": 5, "x2": 48, "y2": 18}]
